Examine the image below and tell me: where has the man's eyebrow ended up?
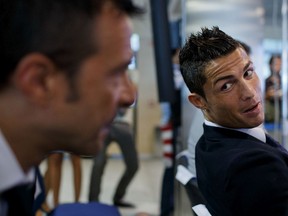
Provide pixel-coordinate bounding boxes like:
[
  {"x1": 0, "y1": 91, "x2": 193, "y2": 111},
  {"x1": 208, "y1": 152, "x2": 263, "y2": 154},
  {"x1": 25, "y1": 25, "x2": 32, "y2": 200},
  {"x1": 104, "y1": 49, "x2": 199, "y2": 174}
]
[
  {"x1": 243, "y1": 60, "x2": 253, "y2": 71},
  {"x1": 213, "y1": 61, "x2": 253, "y2": 85},
  {"x1": 213, "y1": 74, "x2": 234, "y2": 85}
]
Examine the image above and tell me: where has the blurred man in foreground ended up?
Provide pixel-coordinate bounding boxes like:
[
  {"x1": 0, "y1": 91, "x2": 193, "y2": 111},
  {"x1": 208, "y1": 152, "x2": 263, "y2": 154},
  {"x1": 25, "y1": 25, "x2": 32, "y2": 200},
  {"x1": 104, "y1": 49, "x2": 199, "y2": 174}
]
[{"x1": 0, "y1": 1, "x2": 143, "y2": 215}]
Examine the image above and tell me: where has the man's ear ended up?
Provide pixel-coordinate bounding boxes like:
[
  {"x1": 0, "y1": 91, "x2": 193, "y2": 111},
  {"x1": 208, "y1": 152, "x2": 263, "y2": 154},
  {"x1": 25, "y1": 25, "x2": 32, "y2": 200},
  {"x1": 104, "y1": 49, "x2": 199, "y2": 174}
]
[
  {"x1": 12, "y1": 53, "x2": 56, "y2": 106},
  {"x1": 188, "y1": 93, "x2": 207, "y2": 109}
]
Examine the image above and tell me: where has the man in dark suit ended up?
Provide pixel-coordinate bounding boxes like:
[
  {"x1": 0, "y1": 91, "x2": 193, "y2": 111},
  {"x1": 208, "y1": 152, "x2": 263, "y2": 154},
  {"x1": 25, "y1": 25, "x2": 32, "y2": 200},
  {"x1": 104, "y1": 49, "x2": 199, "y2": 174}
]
[
  {"x1": 179, "y1": 26, "x2": 288, "y2": 216},
  {"x1": 0, "y1": 1, "x2": 143, "y2": 215}
]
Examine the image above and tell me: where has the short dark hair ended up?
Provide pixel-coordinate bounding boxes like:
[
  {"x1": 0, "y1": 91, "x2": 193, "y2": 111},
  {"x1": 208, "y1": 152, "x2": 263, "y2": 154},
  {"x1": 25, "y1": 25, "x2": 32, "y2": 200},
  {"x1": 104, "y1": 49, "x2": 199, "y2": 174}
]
[
  {"x1": 179, "y1": 26, "x2": 240, "y2": 98},
  {"x1": 0, "y1": 0, "x2": 144, "y2": 89}
]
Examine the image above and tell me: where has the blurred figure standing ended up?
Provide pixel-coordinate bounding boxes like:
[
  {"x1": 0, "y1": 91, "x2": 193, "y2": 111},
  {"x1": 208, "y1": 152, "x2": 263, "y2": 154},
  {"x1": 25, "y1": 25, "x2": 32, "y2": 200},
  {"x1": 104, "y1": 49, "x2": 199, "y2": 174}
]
[
  {"x1": 88, "y1": 107, "x2": 138, "y2": 208},
  {"x1": 264, "y1": 54, "x2": 282, "y2": 124},
  {"x1": 43, "y1": 153, "x2": 82, "y2": 207}
]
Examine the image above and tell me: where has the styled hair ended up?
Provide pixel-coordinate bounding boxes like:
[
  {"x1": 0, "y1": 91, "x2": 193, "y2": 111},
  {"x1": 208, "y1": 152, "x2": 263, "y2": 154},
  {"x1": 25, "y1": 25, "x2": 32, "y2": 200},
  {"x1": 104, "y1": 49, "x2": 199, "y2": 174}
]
[
  {"x1": 0, "y1": 0, "x2": 144, "y2": 89},
  {"x1": 179, "y1": 26, "x2": 240, "y2": 98}
]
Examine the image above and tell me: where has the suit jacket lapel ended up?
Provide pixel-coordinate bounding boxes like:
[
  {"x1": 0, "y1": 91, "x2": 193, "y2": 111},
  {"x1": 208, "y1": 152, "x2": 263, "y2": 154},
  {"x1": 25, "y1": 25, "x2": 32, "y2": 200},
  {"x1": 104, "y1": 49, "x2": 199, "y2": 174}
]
[{"x1": 265, "y1": 133, "x2": 288, "y2": 154}]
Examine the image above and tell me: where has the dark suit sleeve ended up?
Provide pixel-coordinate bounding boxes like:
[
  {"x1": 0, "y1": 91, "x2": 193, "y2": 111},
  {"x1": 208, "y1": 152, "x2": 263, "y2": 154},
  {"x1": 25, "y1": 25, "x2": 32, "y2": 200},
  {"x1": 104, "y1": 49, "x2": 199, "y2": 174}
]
[{"x1": 224, "y1": 149, "x2": 288, "y2": 216}]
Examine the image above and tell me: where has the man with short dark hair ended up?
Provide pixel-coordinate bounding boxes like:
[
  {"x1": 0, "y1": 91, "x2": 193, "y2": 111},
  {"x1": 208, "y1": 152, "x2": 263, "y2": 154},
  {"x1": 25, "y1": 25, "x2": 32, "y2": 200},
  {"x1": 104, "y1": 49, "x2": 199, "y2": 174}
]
[
  {"x1": 180, "y1": 26, "x2": 288, "y2": 216},
  {"x1": 0, "y1": 1, "x2": 143, "y2": 215}
]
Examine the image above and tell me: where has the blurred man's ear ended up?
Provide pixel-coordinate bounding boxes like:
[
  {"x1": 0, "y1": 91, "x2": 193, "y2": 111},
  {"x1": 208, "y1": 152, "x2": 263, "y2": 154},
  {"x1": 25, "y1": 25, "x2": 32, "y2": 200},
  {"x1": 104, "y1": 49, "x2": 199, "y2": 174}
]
[
  {"x1": 188, "y1": 93, "x2": 207, "y2": 110},
  {"x1": 12, "y1": 53, "x2": 56, "y2": 106}
]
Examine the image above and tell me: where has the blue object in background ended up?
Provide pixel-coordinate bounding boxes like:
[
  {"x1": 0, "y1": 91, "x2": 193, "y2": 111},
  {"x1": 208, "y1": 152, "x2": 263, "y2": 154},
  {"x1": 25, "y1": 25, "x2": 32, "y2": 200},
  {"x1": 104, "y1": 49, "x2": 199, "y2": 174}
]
[{"x1": 50, "y1": 202, "x2": 121, "y2": 216}]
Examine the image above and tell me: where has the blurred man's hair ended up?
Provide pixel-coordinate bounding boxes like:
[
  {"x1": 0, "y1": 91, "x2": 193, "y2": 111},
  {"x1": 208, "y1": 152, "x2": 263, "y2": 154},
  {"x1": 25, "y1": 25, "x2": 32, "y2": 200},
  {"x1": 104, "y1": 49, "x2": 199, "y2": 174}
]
[{"x1": 0, "y1": 0, "x2": 144, "y2": 90}]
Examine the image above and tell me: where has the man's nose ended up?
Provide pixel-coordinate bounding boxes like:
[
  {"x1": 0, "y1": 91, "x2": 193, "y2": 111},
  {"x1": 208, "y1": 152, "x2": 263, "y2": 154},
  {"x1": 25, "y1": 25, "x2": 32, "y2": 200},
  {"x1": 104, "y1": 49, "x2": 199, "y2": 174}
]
[
  {"x1": 240, "y1": 81, "x2": 254, "y2": 100},
  {"x1": 119, "y1": 74, "x2": 137, "y2": 107}
]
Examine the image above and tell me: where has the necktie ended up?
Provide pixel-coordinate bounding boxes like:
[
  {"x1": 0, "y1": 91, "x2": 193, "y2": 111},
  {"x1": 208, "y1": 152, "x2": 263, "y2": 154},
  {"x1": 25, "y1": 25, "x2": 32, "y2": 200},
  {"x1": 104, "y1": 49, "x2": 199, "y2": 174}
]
[{"x1": 2, "y1": 182, "x2": 35, "y2": 216}]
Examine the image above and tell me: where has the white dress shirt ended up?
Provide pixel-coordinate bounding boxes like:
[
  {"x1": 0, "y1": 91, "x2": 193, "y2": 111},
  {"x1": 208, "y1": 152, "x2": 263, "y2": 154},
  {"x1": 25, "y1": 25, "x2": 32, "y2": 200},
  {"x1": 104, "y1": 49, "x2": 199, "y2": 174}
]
[{"x1": 204, "y1": 119, "x2": 266, "y2": 143}]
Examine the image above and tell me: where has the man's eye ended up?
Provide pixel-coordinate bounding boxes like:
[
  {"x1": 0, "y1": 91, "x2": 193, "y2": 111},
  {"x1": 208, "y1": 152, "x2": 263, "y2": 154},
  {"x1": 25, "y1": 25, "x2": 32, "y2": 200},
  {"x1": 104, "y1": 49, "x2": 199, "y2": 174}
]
[
  {"x1": 221, "y1": 83, "x2": 232, "y2": 91},
  {"x1": 244, "y1": 69, "x2": 254, "y2": 78}
]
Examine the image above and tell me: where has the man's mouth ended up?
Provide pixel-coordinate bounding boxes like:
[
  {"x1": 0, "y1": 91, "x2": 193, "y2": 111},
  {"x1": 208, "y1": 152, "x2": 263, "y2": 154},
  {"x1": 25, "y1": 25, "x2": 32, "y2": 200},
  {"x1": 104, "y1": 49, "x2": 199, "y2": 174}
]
[{"x1": 243, "y1": 102, "x2": 260, "y2": 113}]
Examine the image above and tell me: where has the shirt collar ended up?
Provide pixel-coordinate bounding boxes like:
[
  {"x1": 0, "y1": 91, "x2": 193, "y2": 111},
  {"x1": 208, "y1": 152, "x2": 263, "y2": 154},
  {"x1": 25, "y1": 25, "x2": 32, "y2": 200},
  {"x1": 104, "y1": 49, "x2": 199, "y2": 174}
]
[
  {"x1": 0, "y1": 129, "x2": 35, "y2": 193},
  {"x1": 204, "y1": 119, "x2": 266, "y2": 143}
]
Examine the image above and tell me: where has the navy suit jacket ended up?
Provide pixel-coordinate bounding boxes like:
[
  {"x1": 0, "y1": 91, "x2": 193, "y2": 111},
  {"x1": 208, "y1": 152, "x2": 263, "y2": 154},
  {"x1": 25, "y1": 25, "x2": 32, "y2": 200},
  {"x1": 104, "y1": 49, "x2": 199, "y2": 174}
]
[{"x1": 196, "y1": 124, "x2": 288, "y2": 216}]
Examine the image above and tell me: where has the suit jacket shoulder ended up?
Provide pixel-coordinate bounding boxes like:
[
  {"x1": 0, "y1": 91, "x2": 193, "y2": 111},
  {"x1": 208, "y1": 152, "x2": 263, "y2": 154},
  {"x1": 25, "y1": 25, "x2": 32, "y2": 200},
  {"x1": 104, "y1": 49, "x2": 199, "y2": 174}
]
[{"x1": 196, "y1": 125, "x2": 288, "y2": 216}]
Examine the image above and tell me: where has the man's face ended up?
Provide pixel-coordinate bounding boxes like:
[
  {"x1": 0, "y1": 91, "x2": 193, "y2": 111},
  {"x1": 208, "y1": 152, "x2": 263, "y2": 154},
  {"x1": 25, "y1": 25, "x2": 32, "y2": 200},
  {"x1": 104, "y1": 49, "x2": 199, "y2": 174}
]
[
  {"x1": 197, "y1": 48, "x2": 264, "y2": 128},
  {"x1": 49, "y1": 4, "x2": 135, "y2": 155},
  {"x1": 271, "y1": 57, "x2": 282, "y2": 74}
]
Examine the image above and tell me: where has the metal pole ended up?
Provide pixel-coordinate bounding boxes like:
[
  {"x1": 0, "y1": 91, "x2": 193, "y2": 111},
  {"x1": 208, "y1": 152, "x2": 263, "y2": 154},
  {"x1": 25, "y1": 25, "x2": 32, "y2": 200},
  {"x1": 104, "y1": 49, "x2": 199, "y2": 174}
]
[
  {"x1": 149, "y1": 0, "x2": 175, "y2": 103},
  {"x1": 181, "y1": 0, "x2": 187, "y2": 47},
  {"x1": 281, "y1": 0, "x2": 288, "y2": 147}
]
